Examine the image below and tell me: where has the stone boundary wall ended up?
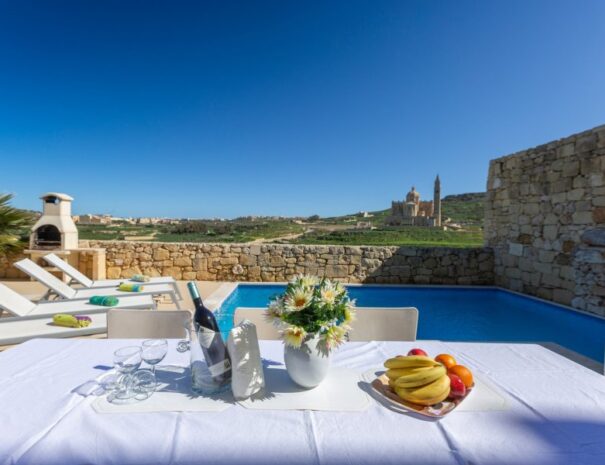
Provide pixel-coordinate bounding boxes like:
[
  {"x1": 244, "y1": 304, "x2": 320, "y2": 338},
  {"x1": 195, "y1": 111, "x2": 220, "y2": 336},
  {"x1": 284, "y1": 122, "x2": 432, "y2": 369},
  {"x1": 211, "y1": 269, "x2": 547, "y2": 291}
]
[
  {"x1": 0, "y1": 252, "x2": 27, "y2": 279},
  {"x1": 485, "y1": 124, "x2": 605, "y2": 316},
  {"x1": 80, "y1": 240, "x2": 494, "y2": 285}
]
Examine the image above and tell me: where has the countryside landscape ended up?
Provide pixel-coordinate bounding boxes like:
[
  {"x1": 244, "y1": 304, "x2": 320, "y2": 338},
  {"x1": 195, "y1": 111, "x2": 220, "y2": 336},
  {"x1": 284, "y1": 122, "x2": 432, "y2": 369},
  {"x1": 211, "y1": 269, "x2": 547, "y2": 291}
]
[{"x1": 74, "y1": 192, "x2": 485, "y2": 247}]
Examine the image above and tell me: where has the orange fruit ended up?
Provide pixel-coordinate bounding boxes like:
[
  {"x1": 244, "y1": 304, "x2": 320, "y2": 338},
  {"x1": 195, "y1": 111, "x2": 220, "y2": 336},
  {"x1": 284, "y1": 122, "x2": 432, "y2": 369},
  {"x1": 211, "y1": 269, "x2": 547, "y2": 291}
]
[
  {"x1": 449, "y1": 365, "x2": 473, "y2": 388},
  {"x1": 434, "y1": 354, "x2": 457, "y2": 369}
]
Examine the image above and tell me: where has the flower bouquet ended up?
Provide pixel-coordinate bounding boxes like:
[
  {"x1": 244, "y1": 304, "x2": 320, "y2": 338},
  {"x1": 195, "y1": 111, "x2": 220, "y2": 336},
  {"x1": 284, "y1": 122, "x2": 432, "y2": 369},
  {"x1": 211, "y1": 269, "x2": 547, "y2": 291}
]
[
  {"x1": 265, "y1": 275, "x2": 356, "y2": 387},
  {"x1": 265, "y1": 275, "x2": 356, "y2": 353}
]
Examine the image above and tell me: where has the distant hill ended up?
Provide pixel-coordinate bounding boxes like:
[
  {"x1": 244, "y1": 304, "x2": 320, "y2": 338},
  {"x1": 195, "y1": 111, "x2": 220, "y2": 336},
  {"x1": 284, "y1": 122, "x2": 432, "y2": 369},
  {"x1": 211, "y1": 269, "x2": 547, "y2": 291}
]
[{"x1": 441, "y1": 192, "x2": 485, "y2": 224}]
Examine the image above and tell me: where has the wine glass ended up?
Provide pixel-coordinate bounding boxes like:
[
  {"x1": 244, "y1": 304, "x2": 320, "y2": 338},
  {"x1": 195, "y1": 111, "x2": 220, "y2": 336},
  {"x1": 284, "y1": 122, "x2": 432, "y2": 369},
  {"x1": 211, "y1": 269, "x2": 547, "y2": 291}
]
[
  {"x1": 141, "y1": 339, "x2": 168, "y2": 375},
  {"x1": 113, "y1": 346, "x2": 142, "y2": 400}
]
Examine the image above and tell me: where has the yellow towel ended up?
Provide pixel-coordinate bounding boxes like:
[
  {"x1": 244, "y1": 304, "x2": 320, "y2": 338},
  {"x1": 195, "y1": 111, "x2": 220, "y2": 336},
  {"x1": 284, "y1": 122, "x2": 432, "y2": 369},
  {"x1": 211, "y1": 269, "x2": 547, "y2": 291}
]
[
  {"x1": 52, "y1": 314, "x2": 92, "y2": 328},
  {"x1": 118, "y1": 283, "x2": 144, "y2": 292}
]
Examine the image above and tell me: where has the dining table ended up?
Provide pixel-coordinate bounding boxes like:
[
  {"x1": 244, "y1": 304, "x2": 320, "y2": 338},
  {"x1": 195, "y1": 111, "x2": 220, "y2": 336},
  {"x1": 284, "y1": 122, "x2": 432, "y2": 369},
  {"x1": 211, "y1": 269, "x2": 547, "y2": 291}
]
[{"x1": 1, "y1": 338, "x2": 604, "y2": 465}]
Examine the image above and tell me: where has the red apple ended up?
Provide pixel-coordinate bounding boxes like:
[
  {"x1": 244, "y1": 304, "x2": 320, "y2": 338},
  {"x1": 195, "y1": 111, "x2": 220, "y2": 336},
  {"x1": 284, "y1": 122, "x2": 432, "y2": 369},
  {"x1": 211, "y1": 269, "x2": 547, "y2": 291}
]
[
  {"x1": 407, "y1": 348, "x2": 428, "y2": 356},
  {"x1": 448, "y1": 373, "x2": 466, "y2": 399}
]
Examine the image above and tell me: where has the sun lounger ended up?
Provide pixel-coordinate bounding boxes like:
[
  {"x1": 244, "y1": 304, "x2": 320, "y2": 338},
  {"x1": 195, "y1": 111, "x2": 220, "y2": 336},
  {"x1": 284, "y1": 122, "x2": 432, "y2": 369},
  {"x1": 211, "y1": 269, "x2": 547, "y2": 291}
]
[
  {"x1": 41, "y1": 253, "x2": 183, "y2": 300},
  {"x1": 14, "y1": 259, "x2": 182, "y2": 309},
  {"x1": 0, "y1": 283, "x2": 156, "y2": 345},
  {"x1": 0, "y1": 313, "x2": 109, "y2": 345},
  {"x1": 0, "y1": 283, "x2": 155, "y2": 319}
]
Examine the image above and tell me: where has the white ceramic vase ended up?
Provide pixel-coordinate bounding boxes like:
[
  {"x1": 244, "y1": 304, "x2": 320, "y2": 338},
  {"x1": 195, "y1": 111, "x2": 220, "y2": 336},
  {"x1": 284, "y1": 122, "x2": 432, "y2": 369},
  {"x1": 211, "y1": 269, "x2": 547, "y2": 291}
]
[{"x1": 284, "y1": 334, "x2": 330, "y2": 389}]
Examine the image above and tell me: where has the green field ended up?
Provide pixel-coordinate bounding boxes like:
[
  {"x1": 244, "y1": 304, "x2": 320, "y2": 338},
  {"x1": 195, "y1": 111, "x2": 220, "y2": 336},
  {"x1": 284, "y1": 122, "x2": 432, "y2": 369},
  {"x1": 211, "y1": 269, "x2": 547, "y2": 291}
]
[
  {"x1": 77, "y1": 192, "x2": 486, "y2": 247},
  {"x1": 291, "y1": 227, "x2": 483, "y2": 247}
]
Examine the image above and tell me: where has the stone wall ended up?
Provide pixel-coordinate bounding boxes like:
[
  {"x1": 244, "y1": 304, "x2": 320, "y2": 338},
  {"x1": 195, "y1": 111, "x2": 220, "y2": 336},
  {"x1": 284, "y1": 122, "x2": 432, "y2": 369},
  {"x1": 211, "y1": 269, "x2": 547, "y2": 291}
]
[
  {"x1": 485, "y1": 124, "x2": 605, "y2": 316},
  {"x1": 82, "y1": 240, "x2": 494, "y2": 285},
  {"x1": 0, "y1": 252, "x2": 27, "y2": 279}
]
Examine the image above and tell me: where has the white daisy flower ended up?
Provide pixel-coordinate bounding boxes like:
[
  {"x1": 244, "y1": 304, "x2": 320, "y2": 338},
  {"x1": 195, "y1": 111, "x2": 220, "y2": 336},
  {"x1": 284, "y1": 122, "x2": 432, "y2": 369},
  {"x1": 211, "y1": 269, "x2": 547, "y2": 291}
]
[
  {"x1": 284, "y1": 287, "x2": 313, "y2": 312},
  {"x1": 283, "y1": 326, "x2": 307, "y2": 348}
]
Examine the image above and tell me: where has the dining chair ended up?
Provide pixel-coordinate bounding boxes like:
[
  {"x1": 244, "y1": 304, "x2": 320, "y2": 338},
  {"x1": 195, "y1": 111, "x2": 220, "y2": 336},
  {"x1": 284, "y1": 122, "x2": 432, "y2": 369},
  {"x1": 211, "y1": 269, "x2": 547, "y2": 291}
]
[
  {"x1": 347, "y1": 307, "x2": 418, "y2": 341},
  {"x1": 107, "y1": 309, "x2": 191, "y2": 338},
  {"x1": 233, "y1": 308, "x2": 281, "y2": 339},
  {"x1": 233, "y1": 307, "x2": 419, "y2": 341}
]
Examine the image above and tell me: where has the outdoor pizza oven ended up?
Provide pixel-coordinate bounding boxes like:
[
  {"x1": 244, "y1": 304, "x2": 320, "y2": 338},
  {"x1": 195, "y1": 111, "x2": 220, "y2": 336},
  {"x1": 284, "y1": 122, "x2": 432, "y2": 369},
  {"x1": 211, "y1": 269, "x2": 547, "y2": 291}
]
[{"x1": 30, "y1": 193, "x2": 79, "y2": 250}]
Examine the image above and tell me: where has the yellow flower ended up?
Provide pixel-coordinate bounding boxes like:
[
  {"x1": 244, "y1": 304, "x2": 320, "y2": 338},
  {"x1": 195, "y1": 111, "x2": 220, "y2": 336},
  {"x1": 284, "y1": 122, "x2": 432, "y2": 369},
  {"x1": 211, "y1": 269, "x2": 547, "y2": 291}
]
[
  {"x1": 284, "y1": 287, "x2": 313, "y2": 312},
  {"x1": 296, "y1": 274, "x2": 318, "y2": 288},
  {"x1": 283, "y1": 326, "x2": 307, "y2": 348},
  {"x1": 343, "y1": 306, "x2": 356, "y2": 324},
  {"x1": 324, "y1": 325, "x2": 347, "y2": 349}
]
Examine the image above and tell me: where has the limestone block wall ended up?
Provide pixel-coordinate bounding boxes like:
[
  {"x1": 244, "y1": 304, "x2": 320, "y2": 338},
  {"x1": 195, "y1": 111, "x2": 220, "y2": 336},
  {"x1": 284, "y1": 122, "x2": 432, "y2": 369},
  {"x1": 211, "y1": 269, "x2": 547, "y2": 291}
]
[
  {"x1": 83, "y1": 240, "x2": 494, "y2": 285},
  {"x1": 0, "y1": 252, "x2": 27, "y2": 279},
  {"x1": 485, "y1": 124, "x2": 605, "y2": 316}
]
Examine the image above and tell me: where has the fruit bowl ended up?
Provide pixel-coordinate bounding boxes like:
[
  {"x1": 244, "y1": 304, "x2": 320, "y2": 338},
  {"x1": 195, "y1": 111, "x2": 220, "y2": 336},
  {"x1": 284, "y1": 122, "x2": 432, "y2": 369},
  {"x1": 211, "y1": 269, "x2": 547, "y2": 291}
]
[
  {"x1": 371, "y1": 373, "x2": 474, "y2": 418},
  {"x1": 371, "y1": 351, "x2": 475, "y2": 418}
]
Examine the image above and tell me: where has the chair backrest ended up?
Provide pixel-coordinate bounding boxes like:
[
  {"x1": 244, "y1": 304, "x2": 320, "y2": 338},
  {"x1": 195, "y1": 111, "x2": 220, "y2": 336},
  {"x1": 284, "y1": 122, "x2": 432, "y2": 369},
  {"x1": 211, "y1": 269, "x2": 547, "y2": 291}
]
[
  {"x1": 0, "y1": 283, "x2": 37, "y2": 317},
  {"x1": 107, "y1": 309, "x2": 191, "y2": 339},
  {"x1": 234, "y1": 306, "x2": 419, "y2": 342},
  {"x1": 233, "y1": 308, "x2": 281, "y2": 340},
  {"x1": 347, "y1": 307, "x2": 418, "y2": 341},
  {"x1": 42, "y1": 253, "x2": 93, "y2": 287},
  {"x1": 13, "y1": 259, "x2": 77, "y2": 299}
]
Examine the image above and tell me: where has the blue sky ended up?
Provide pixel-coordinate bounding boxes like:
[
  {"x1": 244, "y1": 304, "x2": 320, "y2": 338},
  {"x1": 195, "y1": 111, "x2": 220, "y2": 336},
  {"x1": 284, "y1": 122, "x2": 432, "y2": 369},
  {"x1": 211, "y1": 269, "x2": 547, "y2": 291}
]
[{"x1": 1, "y1": 0, "x2": 604, "y2": 218}]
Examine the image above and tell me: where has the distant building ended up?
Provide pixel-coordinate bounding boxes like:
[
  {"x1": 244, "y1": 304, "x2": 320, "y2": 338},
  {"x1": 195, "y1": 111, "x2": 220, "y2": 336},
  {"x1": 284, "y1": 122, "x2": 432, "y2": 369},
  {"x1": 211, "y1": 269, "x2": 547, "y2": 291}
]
[
  {"x1": 355, "y1": 221, "x2": 374, "y2": 230},
  {"x1": 386, "y1": 175, "x2": 442, "y2": 227},
  {"x1": 76, "y1": 214, "x2": 112, "y2": 225}
]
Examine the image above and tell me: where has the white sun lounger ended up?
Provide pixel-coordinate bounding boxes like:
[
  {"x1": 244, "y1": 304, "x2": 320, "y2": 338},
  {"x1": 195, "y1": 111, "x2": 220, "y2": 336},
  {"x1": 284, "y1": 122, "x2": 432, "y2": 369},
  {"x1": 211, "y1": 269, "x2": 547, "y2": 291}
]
[
  {"x1": 0, "y1": 313, "x2": 109, "y2": 345},
  {"x1": 14, "y1": 259, "x2": 182, "y2": 309},
  {"x1": 42, "y1": 253, "x2": 183, "y2": 301},
  {"x1": 0, "y1": 283, "x2": 155, "y2": 345},
  {"x1": 0, "y1": 283, "x2": 155, "y2": 319}
]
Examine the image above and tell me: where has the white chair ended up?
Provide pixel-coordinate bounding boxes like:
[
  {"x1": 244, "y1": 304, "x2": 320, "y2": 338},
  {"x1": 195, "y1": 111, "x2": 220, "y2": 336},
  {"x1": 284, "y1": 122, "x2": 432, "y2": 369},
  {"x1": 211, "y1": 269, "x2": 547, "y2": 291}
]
[
  {"x1": 107, "y1": 309, "x2": 191, "y2": 339},
  {"x1": 233, "y1": 307, "x2": 419, "y2": 341},
  {"x1": 14, "y1": 259, "x2": 182, "y2": 309},
  {"x1": 42, "y1": 253, "x2": 182, "y2": 301},
  {"x1": 347, "y1": 307, "x2": 418, "y2": 341},
  {"x1": 0, "y1": 283, "x2": 156, "y2": 345},
  {"x1": 233, "y1": 308, "x2": 280, "y2": 339}
]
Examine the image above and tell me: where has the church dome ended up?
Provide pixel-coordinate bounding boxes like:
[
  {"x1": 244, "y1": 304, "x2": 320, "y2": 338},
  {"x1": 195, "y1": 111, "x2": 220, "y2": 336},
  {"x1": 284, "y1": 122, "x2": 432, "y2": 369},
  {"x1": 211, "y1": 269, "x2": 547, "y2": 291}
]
[{"x1": 406, "y1": 186, "x2": 420, "y2": 203}]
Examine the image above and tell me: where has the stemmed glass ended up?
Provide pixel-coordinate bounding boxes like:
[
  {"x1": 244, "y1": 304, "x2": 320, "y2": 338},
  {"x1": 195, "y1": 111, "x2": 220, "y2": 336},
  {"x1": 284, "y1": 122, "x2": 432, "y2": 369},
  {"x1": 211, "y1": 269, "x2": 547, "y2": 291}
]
[
  {"x1": 141, "y1": 339, "x2": 168, "y2": 375},
  {"x1": 113, "y1": 346, "x2": 142, "y2": 400}
]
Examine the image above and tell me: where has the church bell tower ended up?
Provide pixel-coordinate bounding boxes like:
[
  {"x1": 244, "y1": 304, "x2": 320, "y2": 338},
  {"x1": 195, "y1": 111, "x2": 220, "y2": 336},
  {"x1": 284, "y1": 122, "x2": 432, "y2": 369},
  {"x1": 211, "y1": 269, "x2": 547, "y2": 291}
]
[{"x1": 433, "y1": 175, "x2": 441, "y2": 227}]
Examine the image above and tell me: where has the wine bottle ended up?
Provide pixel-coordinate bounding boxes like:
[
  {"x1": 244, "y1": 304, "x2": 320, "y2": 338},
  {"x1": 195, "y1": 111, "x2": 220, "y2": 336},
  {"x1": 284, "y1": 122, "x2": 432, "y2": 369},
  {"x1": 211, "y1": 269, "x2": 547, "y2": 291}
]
[{"x1": 187, "y1": 281, "x2": 232, "y2": 383}]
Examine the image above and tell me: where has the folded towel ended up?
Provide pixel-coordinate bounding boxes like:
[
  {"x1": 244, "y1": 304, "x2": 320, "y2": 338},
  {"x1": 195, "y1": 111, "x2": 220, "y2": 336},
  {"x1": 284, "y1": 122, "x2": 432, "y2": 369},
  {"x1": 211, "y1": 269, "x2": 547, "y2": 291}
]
[
  {"x1": 118, "y1": 283, "x2": 143, "y2": 292},
  {"x1": 131, "y1": 274, "x2": 150, "y2": 283},
  {"x1": 227, "y1": 319, "x2": 265, "y2": 400},
  {"x1": 89, "y1": 295, "x2": 119, "y2": 307},
  {"x1": 52, "y1": 314, "x2": 92, "y2": 328}
]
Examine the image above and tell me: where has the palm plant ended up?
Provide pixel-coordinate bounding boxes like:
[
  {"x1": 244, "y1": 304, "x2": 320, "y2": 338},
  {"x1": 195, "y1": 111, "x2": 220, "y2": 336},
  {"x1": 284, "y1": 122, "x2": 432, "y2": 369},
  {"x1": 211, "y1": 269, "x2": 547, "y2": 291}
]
[{"x1": 0, "y1": 193, "x2": 33, "y2": 254}]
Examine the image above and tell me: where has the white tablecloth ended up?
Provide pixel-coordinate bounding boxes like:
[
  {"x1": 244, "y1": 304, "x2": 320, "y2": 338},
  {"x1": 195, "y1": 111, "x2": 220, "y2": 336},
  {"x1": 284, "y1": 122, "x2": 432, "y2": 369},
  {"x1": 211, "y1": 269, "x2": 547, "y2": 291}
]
[{"x1": 1, "y1": 339, "x2": 604, "y2": 465}]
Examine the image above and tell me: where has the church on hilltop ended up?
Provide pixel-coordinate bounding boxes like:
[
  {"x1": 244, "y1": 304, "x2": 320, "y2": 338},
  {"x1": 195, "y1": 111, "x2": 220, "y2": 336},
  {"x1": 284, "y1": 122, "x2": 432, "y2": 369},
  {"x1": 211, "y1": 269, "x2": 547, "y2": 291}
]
[{"x1": 386, "y1": 175, "x2": 442, "y2": 227}]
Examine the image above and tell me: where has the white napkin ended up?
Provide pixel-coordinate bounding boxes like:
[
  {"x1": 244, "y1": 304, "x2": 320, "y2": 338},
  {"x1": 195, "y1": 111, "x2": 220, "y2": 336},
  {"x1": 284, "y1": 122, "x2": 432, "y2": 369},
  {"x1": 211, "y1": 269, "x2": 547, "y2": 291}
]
[{"x1": 227, "y1": 319, "x2": 265, "y2": 400}]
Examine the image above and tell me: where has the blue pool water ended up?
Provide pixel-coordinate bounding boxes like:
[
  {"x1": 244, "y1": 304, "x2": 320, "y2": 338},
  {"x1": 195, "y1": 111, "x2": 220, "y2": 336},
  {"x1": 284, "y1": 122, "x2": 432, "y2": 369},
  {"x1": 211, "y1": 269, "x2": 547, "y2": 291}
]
[{"x1": 216, "y1": 284, "x2": 605, "y2": 363}]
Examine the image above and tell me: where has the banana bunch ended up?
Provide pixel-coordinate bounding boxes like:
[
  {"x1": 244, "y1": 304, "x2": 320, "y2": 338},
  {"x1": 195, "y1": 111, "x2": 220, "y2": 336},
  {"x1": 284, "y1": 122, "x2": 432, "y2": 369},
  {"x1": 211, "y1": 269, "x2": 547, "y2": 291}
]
[{"x1": 383, "y1": 356, "x2": 450, "y2": 406}]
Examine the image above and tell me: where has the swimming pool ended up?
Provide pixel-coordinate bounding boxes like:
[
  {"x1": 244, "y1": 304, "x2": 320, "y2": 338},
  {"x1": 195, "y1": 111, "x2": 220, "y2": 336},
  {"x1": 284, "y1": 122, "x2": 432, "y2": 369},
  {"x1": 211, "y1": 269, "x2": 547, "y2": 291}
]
[{"x1": 215, "y1": 284, "x2": 605, "y2": 363}]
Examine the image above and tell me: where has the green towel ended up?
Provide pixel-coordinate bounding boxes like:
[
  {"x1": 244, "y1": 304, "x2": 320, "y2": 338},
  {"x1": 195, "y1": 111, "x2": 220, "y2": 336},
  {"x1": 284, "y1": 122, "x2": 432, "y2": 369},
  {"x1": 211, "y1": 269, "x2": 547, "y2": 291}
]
[
  {"x1": 89, "y1": 295, "x2": 119, "y2": 306},
  {"x1": 131, "y1": 274, "x2": 150, "y2": 283},
  {"x1": 118, "y1": 283, "x2": 143, "y2": 292}
]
